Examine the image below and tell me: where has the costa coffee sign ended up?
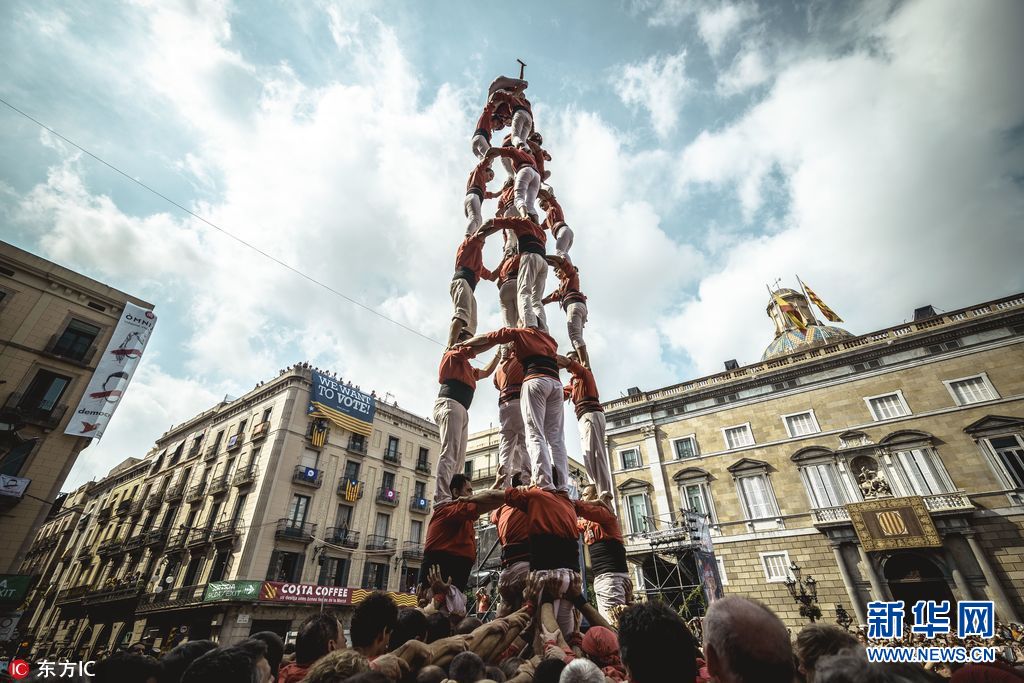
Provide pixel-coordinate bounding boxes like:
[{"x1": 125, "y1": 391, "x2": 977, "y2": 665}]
[{"x1": 260, "y1": 581, "x2": 353, "y2": 605}]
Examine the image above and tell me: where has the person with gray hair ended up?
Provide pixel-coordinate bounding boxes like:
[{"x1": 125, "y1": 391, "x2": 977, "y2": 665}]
[
  {"x1": 703, "y1": 596, "x2": 795, "y2": 683},
  {"x1": 558, "y1": 658, "x2": 605, "y2": 683}
]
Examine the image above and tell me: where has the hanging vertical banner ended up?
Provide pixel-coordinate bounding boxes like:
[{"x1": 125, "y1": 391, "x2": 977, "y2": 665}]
[
  {"x1": 306, "y1": 370, "x2": 376, "y2": 436},
  {"x1": 65, "y1": 302, "x2": 157, "y2": 438}
]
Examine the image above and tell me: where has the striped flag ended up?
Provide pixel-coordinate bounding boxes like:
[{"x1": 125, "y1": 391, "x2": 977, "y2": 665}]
[
  {"x1": 773, "y1": 291, "x2": 807, "y2": 331},
  {"x1": 802, "y1": 280, "x2": 843, "y2": 322},
  {"x1": 310, "y1": 419, "x2": 328, "y2": 448}
]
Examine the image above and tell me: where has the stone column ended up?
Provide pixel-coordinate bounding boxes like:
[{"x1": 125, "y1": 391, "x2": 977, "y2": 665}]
[
  {"x1": 965, "y1": 534, "x2": 1021, "y2": 622},
  {"x1": 857, "y1": 544, "x2": 890, "y2": 601},
  {"x1": 942, "y1": 542, "x2": 973, "y2": 602},
  {"x1": 832, "y1": 542, "x2": 866, "y2": 624},
  {"x1": 641, "y1": 424, "x2": 671, "y2": 527}
]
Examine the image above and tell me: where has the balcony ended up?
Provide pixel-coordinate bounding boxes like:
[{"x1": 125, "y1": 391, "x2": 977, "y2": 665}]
[
  {"x1": 97, "y1": 507, "x2": 112, "y2": 522},
  {"x1": 376, "y1": 486, "x2": 400, "y2": 507},
  {"x1": 204, "y1": 444, "x2": 218, "y2": 461},
  {"x1": 337, "y1": 478, "x2": 364, "y2": 501},
  {"x1": 165, "y1": 480, "x2": 186, "y2": 502},
  {"x1": 145, "y1": 493, "x2": 163, "y2": 510},
  {"x1": 208, "y1": 474, "x2": 230, "y2": 496},
  {"x1": 293, "y1": 465, "x2": 323, "y2": 488},
  {"x1": 138, "y1": 583, "x2": 206, "y2": 612},
  {"x1": 365, "y1": 534, "x2": 397, "y2": 552},
  {"x1": 402, "y1": 541, "x2": 424, "y2": 561},
  {"x1": 185, "y1": 483, "x2": 206, "y2": 504},
  {"x1": 810, "y1": 491, "x2": 975, "y2": 527},
  {"x1": 415, "y1": 460, "x2": 431, "y2": 475},
  {"x1": 186, "y1": 528, "x2": 211, "y2": 547},
  {"x1": 211, "y1": 519, "x2": 239, "y2": 542},
  {"x1": 144, "y1": 528, "x2": 169, "y2": 547},
  {"x1": 409, "y1": 497, "x2": 431, "y2": 514},
  {"x1": 232, "y1": 463, "x2": 258, "y2": 487},
  {"x1": 252, "y1": 421, "x2": 270, "y2": 440},
  {"x1": 116, "y1": 499, "x2": 133, "y2": 516},
  {"x1": 96, "y1": 536, "x2": 125, "y2": 557},
  {"x1": 187, "y1": 441, "x2": 202, "y2": 459},
  {"x1": 122, "y1": 534, "x2": 146, "y2": 552},
  {"x1": 275, "y1": 518, "x2": 317, "y2": 543},
  {"x1": 42, "y1": 334, "x2": 99, "y2": 365},
  {"x1": 346, "y1": 438, "x2": 368, "y2": 456},
  {"x1": 83, "y1": 579, "x2": 145, "y2": 606},
  {"x1": 130, "y1": 498, "x2": 145, "y2": 515},
  {"x1": 165, "y1": 529, "x2": 188, "y2": 551},
  {"x1": 327, "y1": 527, "x2": 360, "y2": 549},
  {"x1": 226, "y1": 433, "x2": 243, "y2": 451},
  {"x1": 76, "y1": 546, "x2": 92, "y2": 561},
  {"x1": 471, "y1": 464, "x2": 498, "y2": 482},
  {"x1": 1, "y1": 392, "x2": 69, "y2": 430},
  {"x1": 383, "y1": 450, "x2": 401, "y2": 466},
  {"x1": 55, "y1": 584, "x2": 92, "y2": 606}
]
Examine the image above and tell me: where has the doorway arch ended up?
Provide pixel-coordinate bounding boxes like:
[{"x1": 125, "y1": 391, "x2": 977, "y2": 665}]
[{"x1": 883, "y1": 552, "x2": 955, "y2": 624}]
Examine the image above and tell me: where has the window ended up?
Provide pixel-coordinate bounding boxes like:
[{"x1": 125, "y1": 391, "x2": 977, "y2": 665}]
[
  {"x1": 300, "y1": 449, "x2": 319, "y2": 470},
  {"x1": 374, "y1": 512, "x2": 391, "y2": 538},
  {"x1": 723, "y1": 424, "x2": 754, "y2": 450},
  {"x1": 381, "y1": 471, "x2": 395, "y2": 491},
  {"x1": 414, "y1": 481, "x2": 426, "y2": 500},
  {"x1": 803, "y1": 463, "x2": 845, "y2": 508},
  {"x1": 624, "y1": 493, "x2": 649, "y2": 535},
  {"x1": 865, "y1": 392, "x2": 910, "y2": 421},
  {"x1": 417, "y1": 447, "x2": 430, "y2": 467},
  {"x1": 267, "y1": 551, "x2": 304, "y2": 582},
  {"x1": 385, "y1": 436, "x2": 400, "y2": 458},
  {"x1": 464, "y1": 461, "x2": 474, "y2": 478},
  {"x1": 681, "y1": 483, "x2": 711, "y2": 516},
  {"x1": 0, "y1": 439, "x2": 37, "y2": 477},
  {"x1": 715, "y1": 557, "x2": 729, "y2": 586},
  {"x1": 893, "y1": 449, "x2": 948, "y2": 496},
  {"x1": 760, "y1": 552, "x2": 793, "y2": 583},
  {"x1": 619, "y1": 448, "x2": 642, "y2": 470},
  {"x1": 336, "y1": 504, "x2": 353, "y2": 528},
  {"x1": 783, "y1": 411, "x2": 820, "y2": 437},
  {"x1": 320, "y1": 557, "x2": 349, "y2": 587},
  {"x1": 209, "y1": 549, "x2": 230, "y2": 582},
  {"x1": 231, "y1": 494, "x2": 248, "y2": 522},
  {"x1": 52, "y1": 319, "x2": 101, "y2": 361},
  {"x1": 288, "y1": 495, "x2": 310, "y2": 525},
  {"x1": 738, "y1": 475, "x2": 778, "y2": 520},
  {"x1": 409, "y1": 520, "x2": 423, "y2": 544},
  {"x1": 344, "y1": 461, "x2": 361, "y2": 481},
  {"x1": 350, "y1": 434, "x2": 366, "y2": 452},
  {"x1": 261, "y1": 407, "x2": 273, "y2": 422},
  {"x1": 945, "y1": 375, "x2": 999, "y2": 406},
  {"x1": 363, "y1": 562, "x2": 389, "y2": 590},
  {"x1": 20, "y1": 369, "x2": 72, "y2": 413},
  {"x1": 672, "y1": 436, "x2": 698, "y2": 460},
  {"x1": 988, "y1": 436, "x2": 1024, "y2": 489}
]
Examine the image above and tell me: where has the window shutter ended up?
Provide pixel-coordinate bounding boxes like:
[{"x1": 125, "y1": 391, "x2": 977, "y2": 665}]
[
  {"x1": 362, "y1": 561, "x2": 372, "y2": 588},
  {"x1": 381, "y1": 563, "x2": 390, "y2": 590},
  {"x1": 340, "y1": 559, "x2": 350, "y2": 586},
  {"x1": 266, "y1": 551, "x2": 281, "y2": 581},
  {"x1": 294, "y1": 553, "x2": 306, "y2": 583}
]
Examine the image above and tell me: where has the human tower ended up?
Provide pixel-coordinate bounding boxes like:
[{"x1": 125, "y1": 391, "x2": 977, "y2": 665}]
[{"x1": 418, "y1": 69, "x2": 632, "y2": 636}]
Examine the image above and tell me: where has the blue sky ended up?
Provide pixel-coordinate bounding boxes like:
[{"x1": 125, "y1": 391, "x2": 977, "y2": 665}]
[{"x1": 1, "y1": 0, "x2": 1022, "y2": 487}]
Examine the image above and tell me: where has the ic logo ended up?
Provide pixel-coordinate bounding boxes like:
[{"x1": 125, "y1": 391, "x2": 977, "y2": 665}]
[{"x1": 9, "y1": 659, "x2": 29, "y2": 680}]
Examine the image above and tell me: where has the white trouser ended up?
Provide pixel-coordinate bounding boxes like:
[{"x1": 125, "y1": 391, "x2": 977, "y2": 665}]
[
  {"x1": 517, "y1": 253, "x2": 548, "y2": 330},
  {"x1": 449, "y1": 278, "x2": 477, "y2": 336},
  {"x1": 521, "y1": 376, "x2": 568, "y2": 491},
  {"x1": 499, "y1": 279, "x2": 520, "y2": 328},
  {"x1": 514, "y1": 166, "x2": 541, "y2": 215},
  {"x1": 579, "y1": 411, "x2": 612, "y2": 498},
  {"x1": 464, "y1": 193, "x2": 483, "y2": 235},
  {"x1": 511, "y1": 110, "x2": 533, "y2": 147},
  {"x1": 565, "y1": 301, "x2": 587, "y2": 350},
  {"x1": 471, "y1": 134, "x2": 490, "y2": 160},
  {"x1": 553, "y1": 223, "x2": 574, "y2": 257},
  {"x1": 497, "y1": 560, "x2": 530, "y2": 616},
  {"x1": 432, "y1": 397, "x2": 469, "y2": 504},
  {"x1": 534, "y1": 569, "x2": 578, "y2": 637},
  {"x1": 594, "y1": 572, "x2": 633, "y2": 624},
  {"x1": 498, "y1": 399, "x2": 530, "y2": 486}
]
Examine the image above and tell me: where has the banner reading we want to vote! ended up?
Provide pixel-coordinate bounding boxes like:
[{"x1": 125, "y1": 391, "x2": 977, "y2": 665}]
[{"x1": 306, "y1": 370, "x2": 376, "y2": 436}]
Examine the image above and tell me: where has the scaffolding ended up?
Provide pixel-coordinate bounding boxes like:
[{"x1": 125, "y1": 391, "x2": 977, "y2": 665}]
[{"x1": 632, "y1": 510, "x2": 716, "y2": 616}]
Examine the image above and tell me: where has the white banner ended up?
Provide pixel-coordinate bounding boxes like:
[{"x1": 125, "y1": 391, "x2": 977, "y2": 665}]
[{"x1": 64, "y1": 302, "x2": 156, "y2": 438}]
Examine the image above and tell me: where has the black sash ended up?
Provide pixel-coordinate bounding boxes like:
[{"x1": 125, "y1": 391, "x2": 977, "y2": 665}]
[
  {"x1": 523, "y1": 355, "x2": 559, "y2": 380},
  {"x1": 529, "y1": 534, "x2": 580, "y2": 571},
  {"x1": 438, "y1": 380, "x2": 474, "y2": 410}
]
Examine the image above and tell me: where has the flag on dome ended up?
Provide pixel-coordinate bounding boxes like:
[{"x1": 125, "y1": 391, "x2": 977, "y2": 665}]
[
  {"x1": 802, "y1": 280, "x2": 844, "y2": 322},
  {"x1": 773, "y1": 291, "x2": 807, "y2": 331}
]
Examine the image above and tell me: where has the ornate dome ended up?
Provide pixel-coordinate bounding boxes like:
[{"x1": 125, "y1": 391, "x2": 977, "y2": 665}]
[{"x1": 762, "y1": 324, "x2": 855, "y2": 360}]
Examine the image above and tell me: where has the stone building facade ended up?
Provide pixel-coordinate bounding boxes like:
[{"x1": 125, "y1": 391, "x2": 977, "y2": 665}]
[
  {"x1": 23, "y1": 365, "x2": 438, "y2": 656},
  {"x1": 0, "y1": 241, "x2": 152, "y2": 574},
  {"x1": 604, "y1": 290, "x2": 1024, "y2": 629}
]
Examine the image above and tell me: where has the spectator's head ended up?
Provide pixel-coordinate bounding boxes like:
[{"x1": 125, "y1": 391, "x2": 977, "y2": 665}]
[
  {"x1": 456, "y1": 616, "x2": 483, "y2": 635},
  {"x1": 250, "y1": 631, "x2": 283, "y2": 679},
  {"x1": 231, "y1": 639, "x2": 270, "y2": 683},
  {"x1": 425, "y1": 611, "x2": 452, "y2": 643},
  {"x1": 417, "y1": 665, "x2": 447, "y2": 683},
  {"x1": 390, "y1": 607, "x2": 429, "y2": 650},
  {"x1": 350, "y1": 592, "x2": 399, "y2": 657},
  {"x1": 450, "y1": 474, "x2": 473, "y2": 499},
  {"x1": 559, "y1": 658, "x2": 605, "y2": 683},
  {"x1": 159, "y1": 640, "x2": 217, "y2": 683},
  {"x1": 295, "y1": 612, "x2": 345, "y2": 666},
  {"x1": 618, "y1": 601, "x2": 697, "y2": 683},
  {"x1": 581, "y1": 626, "x2": 621, "y2": 670},
  {"x1": 498, "y1": 657, "x2": 525, "y2": 680},
  {"x1": 814, "y1": 651, "x2": 884, "y2": 683},
  {"x1": 93, "y1": 652, "x2": 162, "y2": 683},
  {"x1": 796, "y1": 624, "x2": 861, "y2": 683},
  {"x1": 300, "y1": 648, "x2": 370, "y2": 683},
  {"x1": 485, "y1": 665, "x2": 507, "y2": 682},
  {"x1": 449, "y1": 651, "x2": 486, "y2": 683},
  {"x1": 340, "y1": 673, "x2": 390, "y2": 683},
  {"x1": 704, "y1": 596, "x2": 794, "y2": 683},
  {"x1": 580, "y1": 484, "x2": 597, "y2": 501},
  {"x1": 181, "y1": 646, "x2": 261, "y2": 683},
  {"x1": 534, "y1": 659, "x2": 567, "y2": 683}
]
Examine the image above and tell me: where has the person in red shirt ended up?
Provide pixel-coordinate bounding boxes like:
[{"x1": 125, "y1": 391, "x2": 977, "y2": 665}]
[
  {"x1": 558, "y1": 352, "x2": 612, "y2": 500},
  {"x1": 420, "y1": 474, "x2": 481, "y2": 617},
  {"x1": 493, "y1": 348, "x2": 528, "y2": 487},
  {"x1": 543, "y1": 254, "x2": 589, "y2": 368},
  {"x1": 539, "y1": 189, "x2": 573, "y2": 257},
  {"x1": 576, "y1": 486, "x2": 632, "y2": 622},
  {"x1": 433, "y1": 346, "x2": 498, "y2": 504},
  {"x1": 489, "y1": 87, "x2": 533, "y2": 148},
  {"x1": 471, "y1": 99, "x2": 510, "y2": 160},
  {"x1": 485, "y1": 144, "x2": 540, "y2": 221},
  {"x1": 447, "y1": 230, "x2": 497, "y2": 348},
  {"x1": 494, "y1": 251, "x2": 521, "y2": 329},
  {"x1": 527, "y1": 132, "x2": 552, "y2": 183},
  {"x1": 481, "y1": 216, "x2": 548, "y2": 331},
  {"x1": 456, "y1": 326, "x2": 568, "y2": 493},
  {"x1": 464, "y1": 158, "x2": 496, "y2": 236},
  {"x1": 490, "y1": 490, "x2": 530, "y2": 617}
]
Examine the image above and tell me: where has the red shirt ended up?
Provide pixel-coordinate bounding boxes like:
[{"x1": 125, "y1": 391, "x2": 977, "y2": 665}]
[
  {"x1": 493, "y1": 352, "x2": 525, "y2": 402},
  {"x1": 454, "y1": 234, "x2": 494, "y2": 282},
  {"x1": 543, "y1": 196, "x2": 566, "y2": 232},
  {"x1": 481, "y1": 327, "x2": 558, "y2": 381},
  {"x1": 496, "y1": 183, "x2": 516, "y2": 214},
  {"x1": 438, "y1": 347, "x2": 479, "y2": 388},
  {"x1": 466, "y1": 161, "x2": 493, "y2": 195},
  {"x1": 491, "y1": 146, "x2": 537, "y2": 172},
  {"x1": 493, "y1": 216, "x2": 546, "y2": 246},
  {"x1": 474, "y1": 101, "x2": 499, "y2": 138},
  {"x1": 490, "y1": 90, "x2": 532, "y2": 117},
  {"x1": 490, "y1": 505, "x2": 529, "y2": 546},
  {"x1": 575, "y1": 500, "x2": 623, "y2": 545},
  {"x1": 424, "y1": 500, "x2": 480, "y2": 560},
  {"x1": 505, "y1": 487, "x2": 578, "y2": 539},
  {"x1": 528, "y1": 140, "x2": 548, "y2": 179},
  {"x1": 564, "y1": 359, "x2": 602, "y2": 417},
  {"x1": 497, "y1": 253, "x2": 521, "y2": 284}
]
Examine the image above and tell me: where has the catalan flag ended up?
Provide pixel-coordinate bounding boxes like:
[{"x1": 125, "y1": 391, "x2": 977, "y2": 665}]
[
  {"x1": 773, "y1": 291, "x2": 807, "y2": 331},
  {"x1": 307, "y1": 400, "x2": 373, "y2": 437},
  {"x1": 801, "y1": 279, "x2": 843, "y2": 322},
  {"x1": 310, "y1": 419, "x2": 328, "y2": 448},
  {"x1": 342, "y1": 479, "x2": 363, "y2": 502}
]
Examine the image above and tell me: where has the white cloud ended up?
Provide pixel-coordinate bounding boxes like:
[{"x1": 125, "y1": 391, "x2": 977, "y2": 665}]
[
  {"x1": 614, "y1": 50, "x2": 691, "y2": 138},
  {"x1": 697, "y1": 2, "x2": 758, "y2": 56},
  {"x1": 716, "y1": 45, "x2": 771, "y2": 94},
  {"x1": 639, "y1": 0, "x2": 698, "y2": 27},
  {"x1": 666, "y1": 0, "x2": 1024, "y2": 374}
]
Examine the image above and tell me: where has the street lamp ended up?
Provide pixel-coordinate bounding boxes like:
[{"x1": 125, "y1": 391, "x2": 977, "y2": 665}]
[
  {"x1": 783, "y1": 561, "x2": 821, "y2": 623},
  {"x1": 835, "y1": 603, "x2": 854, "y2": 631}
]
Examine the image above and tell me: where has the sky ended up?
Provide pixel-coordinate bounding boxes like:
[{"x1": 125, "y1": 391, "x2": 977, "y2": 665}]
[{"x1": 1, "y1": 0, "x2": 1022, "y2": 489}]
